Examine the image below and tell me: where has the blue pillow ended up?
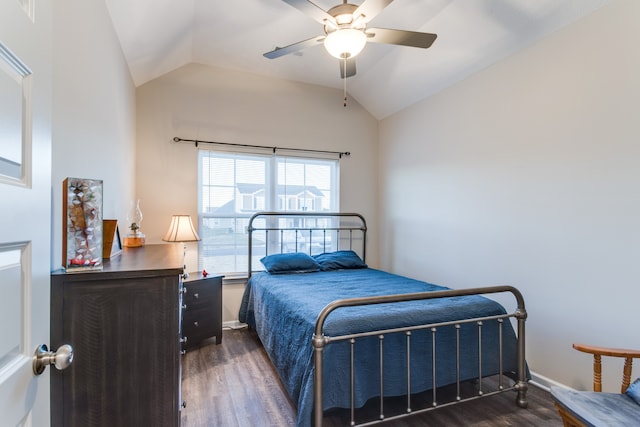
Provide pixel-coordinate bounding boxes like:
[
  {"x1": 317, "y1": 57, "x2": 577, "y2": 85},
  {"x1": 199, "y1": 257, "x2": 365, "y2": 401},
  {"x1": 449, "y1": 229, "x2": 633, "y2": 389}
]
[
  {"x1": 625, "y1": 377, "x2": 640, "y2": 405},
  {"x1": 313, "y1": 250, "x2": 367, "y2": 271},
  {"x1": 260, "y1": 252, "x2": 320, "y2": 274}
]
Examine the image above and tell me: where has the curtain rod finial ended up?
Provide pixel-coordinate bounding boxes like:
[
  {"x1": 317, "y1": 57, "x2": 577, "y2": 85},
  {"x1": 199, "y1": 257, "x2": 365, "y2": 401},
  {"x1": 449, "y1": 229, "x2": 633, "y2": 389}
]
[{"x1": 173, "y1": 137, "x2": 180, "y2": 142}]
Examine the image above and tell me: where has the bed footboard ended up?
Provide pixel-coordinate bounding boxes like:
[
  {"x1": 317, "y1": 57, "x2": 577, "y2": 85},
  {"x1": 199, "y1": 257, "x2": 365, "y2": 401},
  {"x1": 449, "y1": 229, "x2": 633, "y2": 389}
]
[{"x1": 312, "y1": 285, "x2": 528, "y2": 426}]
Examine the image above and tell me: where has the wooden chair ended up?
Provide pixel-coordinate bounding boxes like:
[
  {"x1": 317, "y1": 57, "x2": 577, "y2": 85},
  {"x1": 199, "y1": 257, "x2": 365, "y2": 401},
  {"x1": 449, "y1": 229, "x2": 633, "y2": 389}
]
[{"x1": 551, "y1": 343, "x2": 640, "y2": 427}]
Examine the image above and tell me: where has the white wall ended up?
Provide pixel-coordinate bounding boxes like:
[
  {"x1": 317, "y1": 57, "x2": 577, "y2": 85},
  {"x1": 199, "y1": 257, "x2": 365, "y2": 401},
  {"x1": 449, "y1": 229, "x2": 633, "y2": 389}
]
[
  {"x1": 51, "y1": 0, "x2": 136, "y2": 270},
  {"x1": 135, "y1": 63, "x2": 379, "y2": 322},
  {"x1": 379, "y1": 0, "x2": 639, "y2": 392}
]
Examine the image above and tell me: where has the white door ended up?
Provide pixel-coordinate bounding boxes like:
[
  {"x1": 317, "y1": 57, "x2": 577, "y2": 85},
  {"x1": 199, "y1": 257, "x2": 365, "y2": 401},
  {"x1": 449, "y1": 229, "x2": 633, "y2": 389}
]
[{"x1": 0, "y1": 0, "x2": 54, "y2": 426}]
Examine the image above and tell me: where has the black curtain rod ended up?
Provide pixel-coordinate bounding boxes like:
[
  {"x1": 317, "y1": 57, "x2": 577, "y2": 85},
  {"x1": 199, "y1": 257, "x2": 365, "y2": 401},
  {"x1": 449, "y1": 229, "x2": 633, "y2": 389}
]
[{"x1": 173, "y1": 137, "x2": 350, "y2": 158}]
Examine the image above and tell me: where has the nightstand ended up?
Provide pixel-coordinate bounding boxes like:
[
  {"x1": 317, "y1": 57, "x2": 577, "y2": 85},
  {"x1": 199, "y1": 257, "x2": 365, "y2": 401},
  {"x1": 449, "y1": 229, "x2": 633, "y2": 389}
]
[{"x1": 182, "y1": 273, "x2": 223, "y2": 350}]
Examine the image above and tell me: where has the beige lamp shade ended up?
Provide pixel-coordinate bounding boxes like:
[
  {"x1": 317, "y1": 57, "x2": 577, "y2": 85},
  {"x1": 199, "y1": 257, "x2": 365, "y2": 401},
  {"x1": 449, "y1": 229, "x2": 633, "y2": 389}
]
[{"x1": 162, "y1": 215, "x2": 200, "y2": 242}]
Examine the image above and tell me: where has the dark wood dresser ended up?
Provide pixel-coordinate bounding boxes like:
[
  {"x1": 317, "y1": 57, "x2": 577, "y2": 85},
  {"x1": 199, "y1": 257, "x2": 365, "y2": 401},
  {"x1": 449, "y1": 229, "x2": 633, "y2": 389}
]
[
  {"x1": 50, "y1": 244, "x2": 184, "y2": 427},
  {"x1": 182, "y1": 273, "x2": 223, "y2": 349}
]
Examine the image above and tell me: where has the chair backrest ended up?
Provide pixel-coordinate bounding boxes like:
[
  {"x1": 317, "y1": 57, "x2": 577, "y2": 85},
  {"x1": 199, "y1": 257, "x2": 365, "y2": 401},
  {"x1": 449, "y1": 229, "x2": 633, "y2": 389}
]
[{"x1": 573, "y1": 343, "x2": 640, "y2": 393}]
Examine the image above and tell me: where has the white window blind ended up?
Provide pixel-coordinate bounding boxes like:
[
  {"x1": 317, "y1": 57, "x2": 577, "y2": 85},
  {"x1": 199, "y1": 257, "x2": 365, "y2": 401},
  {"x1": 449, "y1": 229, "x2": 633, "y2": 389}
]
[{"x1": 198, "y1": 150, "x2": 339, "y2": 276}]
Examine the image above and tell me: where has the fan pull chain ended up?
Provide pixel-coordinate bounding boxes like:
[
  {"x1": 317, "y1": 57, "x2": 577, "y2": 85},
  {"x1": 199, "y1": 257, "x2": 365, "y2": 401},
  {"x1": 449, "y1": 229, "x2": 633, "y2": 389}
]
[{"x1": 343, "y1": 57, "x2": 347, "y2": 107}]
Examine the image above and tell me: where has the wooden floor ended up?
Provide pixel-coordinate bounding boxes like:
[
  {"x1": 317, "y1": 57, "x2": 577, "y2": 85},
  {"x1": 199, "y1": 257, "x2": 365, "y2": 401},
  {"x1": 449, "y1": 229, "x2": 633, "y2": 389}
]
[{"x1": 181, "y1": 329, "x2": 563, "y2": 427}]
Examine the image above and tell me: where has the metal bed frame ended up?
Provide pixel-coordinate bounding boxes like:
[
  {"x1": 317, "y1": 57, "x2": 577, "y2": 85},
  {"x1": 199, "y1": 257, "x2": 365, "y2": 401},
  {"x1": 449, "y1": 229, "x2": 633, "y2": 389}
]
[{"x1": 247, "y1": 212, "x2": 528, "y2": 426}]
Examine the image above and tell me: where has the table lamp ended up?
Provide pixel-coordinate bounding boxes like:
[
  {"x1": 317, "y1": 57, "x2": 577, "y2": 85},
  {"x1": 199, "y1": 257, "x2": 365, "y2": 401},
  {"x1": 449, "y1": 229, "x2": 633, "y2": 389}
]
[{"x1": 162, "y1": 214, "x2": 200, "y2": 278}]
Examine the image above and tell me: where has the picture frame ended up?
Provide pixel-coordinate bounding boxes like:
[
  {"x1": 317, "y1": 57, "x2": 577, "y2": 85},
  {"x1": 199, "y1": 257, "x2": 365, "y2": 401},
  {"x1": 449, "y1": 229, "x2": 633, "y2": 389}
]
[{"x1": 103, "y1": 219, "x2": 122, "y2": 259}]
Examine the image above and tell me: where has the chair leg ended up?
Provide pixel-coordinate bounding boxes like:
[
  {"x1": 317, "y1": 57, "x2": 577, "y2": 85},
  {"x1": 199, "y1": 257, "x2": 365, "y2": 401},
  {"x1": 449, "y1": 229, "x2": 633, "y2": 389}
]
[{"x1": 554, "y1": 403, "x2": 587, "y2": 427}]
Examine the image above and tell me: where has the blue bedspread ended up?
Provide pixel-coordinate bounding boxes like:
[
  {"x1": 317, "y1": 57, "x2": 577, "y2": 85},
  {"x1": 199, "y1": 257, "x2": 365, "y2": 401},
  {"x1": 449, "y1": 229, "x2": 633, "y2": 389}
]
[{"x1": 238, "y1": 268, "x2": 520, "y2": 427}]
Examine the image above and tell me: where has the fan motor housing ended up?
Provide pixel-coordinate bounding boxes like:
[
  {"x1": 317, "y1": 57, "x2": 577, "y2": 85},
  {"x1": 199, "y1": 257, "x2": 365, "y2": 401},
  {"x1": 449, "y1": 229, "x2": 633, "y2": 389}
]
[
  {"x1": 325, "y1": 3, "x2": 360, "y2": 34},
  {"x1": 329, "y1": 3, "x2": 357, "y2": 22}
]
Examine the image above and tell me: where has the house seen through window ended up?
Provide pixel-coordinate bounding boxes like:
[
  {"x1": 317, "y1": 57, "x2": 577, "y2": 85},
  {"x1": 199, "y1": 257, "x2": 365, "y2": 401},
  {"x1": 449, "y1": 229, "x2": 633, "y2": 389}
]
[{"x1": 198, "y1": 150, "x2": 339, "y2": 275}]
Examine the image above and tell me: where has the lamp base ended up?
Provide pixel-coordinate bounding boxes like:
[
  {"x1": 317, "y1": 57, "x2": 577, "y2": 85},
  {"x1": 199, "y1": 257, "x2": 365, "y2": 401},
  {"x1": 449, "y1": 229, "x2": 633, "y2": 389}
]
[
  {"x1": 181, "y1": 242, "x2": 189, "y2": 279},
  {"x1": 124, "y1": 232, "x2": 145, "y2": 248}
]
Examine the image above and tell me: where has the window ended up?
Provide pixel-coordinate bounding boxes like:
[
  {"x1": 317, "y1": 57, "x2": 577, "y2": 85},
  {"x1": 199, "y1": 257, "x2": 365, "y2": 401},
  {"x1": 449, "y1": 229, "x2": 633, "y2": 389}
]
[{"x1": 198, "y1": 150, "x2": 339, "y2": 275}]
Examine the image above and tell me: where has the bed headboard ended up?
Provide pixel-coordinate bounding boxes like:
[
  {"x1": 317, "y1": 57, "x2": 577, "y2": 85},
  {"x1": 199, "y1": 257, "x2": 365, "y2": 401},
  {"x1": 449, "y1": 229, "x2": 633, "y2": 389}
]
[{"x1": 247, "y1": 212, "x2": 367, "y2": 278}]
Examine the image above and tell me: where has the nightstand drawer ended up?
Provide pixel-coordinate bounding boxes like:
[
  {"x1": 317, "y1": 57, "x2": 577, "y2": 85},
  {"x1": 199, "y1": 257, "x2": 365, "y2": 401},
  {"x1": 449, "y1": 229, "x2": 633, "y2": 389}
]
[
  {"x1": 183, "y1": 308, "x2": 217, "y2": 344},
  {"x1": 183, "y1": 282, "x2": 216, "y2": 307}
]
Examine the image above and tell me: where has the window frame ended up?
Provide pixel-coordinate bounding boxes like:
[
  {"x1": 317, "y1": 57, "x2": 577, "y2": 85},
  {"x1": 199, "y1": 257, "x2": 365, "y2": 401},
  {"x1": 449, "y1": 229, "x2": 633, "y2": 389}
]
[{"x1": 197, "y1": 149, "x2": 340, "y2": 276}]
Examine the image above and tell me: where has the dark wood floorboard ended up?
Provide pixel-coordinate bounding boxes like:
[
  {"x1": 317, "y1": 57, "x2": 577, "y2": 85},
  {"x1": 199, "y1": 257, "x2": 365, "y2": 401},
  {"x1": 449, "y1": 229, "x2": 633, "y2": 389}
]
[{"x1": 181, "y1": 329, "x2": 563, "y2": 427}]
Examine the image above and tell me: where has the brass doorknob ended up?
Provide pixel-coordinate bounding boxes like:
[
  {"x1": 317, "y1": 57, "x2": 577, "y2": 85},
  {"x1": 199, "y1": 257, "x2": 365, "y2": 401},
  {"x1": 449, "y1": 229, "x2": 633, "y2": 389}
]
[{"x1": 33, "y1": 344, "x2": 74, "y2": 375}]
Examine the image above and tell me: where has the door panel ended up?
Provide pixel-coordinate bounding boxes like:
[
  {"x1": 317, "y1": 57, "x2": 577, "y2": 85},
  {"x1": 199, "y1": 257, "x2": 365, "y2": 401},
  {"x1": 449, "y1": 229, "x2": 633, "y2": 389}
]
[{"x1": 0, "y1": 247, "x2": 23, "y2": 365}]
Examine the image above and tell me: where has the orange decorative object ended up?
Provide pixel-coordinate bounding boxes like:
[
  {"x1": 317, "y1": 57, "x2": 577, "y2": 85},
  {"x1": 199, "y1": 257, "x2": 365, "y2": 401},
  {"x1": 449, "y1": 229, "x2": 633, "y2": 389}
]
[
  {"x1": 123, "y1": 235, "x2": 145, "y2": 248},
  {"x1": 124, "y1": 199, "x2": 146, "y2": 247}
]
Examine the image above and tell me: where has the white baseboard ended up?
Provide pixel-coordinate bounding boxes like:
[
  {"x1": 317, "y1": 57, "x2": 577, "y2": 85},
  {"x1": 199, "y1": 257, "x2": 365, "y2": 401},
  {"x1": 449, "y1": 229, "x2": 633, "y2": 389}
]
[
  {"x1": 529, "y1": 370, "x2": 570, "y2": 392},
  {"x1": 223, "y1": 320, "x2": 248, "y2": 330}
]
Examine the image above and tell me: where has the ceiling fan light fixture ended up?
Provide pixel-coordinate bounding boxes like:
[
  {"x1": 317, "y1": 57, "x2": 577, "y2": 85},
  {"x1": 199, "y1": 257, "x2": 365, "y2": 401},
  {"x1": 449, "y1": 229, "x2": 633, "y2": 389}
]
[{"x1": 324, "y1": 28, "x2": 367, "y2": 59}]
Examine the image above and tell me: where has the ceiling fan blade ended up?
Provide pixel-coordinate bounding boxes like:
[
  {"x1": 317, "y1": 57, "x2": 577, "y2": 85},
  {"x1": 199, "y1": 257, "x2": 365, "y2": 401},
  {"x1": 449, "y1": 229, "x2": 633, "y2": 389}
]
[
  {"x1": 352, "y1": 0, "x2": 394, "y2": 25},
  {"x1": 339, "y1": 58, "x2": 356, "y2": 79},
  {"x1": 281, "y1": 0, "x2": 336, "y2": 26},
  {"x1": 366, "y1": 28, "x2": 437, "y2": 49},
  {"x1": 264, "y1": 35, "x2": 325, "y2": 59}
]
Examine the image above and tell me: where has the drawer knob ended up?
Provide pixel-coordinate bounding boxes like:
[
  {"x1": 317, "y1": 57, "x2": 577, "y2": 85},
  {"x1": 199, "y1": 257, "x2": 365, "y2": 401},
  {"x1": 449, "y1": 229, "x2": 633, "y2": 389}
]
[
  {"x1": 194, "y1": 321, "x2": 199, "y2": 327},
  {"x1": 194, "y1": 293, "x2": 199, "y2": 299}
]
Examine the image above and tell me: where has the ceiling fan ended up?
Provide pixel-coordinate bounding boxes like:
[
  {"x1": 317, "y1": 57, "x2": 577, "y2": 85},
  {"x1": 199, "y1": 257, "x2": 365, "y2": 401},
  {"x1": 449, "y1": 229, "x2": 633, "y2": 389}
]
[{"x1": 263, "y1": 0, "x2": 438, "y2": 79}]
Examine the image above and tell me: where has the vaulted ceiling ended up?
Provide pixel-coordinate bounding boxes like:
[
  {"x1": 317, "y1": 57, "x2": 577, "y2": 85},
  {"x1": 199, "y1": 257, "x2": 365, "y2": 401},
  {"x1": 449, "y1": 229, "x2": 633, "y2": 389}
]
[{"x1": 105, "y1": 0, "x2": 608, "y2": 119}]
